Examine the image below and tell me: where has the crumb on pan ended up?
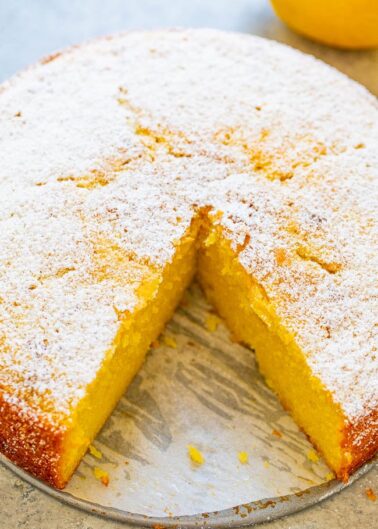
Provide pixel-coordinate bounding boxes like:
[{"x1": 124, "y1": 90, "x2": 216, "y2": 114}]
[
  {"x1": 162, "y1": 335, "x2": 177, "y2": 348},
  {"x1": 187, "y1": 444, "x2": 205, "y2": 465},
  {"x1": 238, "y1": 451, "x2": 249, "y2": 464},
  {"x1": 307, "y1": 449, "x2": 320, "y2": 463},
  {"x1": 93, "y1": 467, "x2": 110, "y2": 486},
  {"x1": 205, "y1": 313, "x2": 221, "y2": 332},
  {"x1": 272, "y1": 429, "x2": 282, "y2": 438},
  {"x1": 365, "y1": 488, "x2": 377, "y2": 501},
  {"x1": 88, "y1": 444, "x2": 103, "y2": 459}
]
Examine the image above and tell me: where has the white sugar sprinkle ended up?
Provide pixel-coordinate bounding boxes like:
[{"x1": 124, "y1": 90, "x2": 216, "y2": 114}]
[{"x1": 0, "y1": 29, "x2": 377, "y2": 429}]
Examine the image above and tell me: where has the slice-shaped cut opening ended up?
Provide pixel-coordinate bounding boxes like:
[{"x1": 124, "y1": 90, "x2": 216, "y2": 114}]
[
  {"x1": 40, "y1": 210, "x2": 367, "y2": 488},
  {"x1": 197, "y1": 221, "x2": 349, "y2": 478}
]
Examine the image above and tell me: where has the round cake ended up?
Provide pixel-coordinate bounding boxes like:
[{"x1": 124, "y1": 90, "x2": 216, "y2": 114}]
[{"x1": 0, "y1": 29, "x2": 376, "y2": 488}]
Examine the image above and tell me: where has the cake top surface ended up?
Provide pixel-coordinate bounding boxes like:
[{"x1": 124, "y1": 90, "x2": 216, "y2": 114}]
[{"x1": 0, "y1": 29, "x2": 377, "y2": 425}]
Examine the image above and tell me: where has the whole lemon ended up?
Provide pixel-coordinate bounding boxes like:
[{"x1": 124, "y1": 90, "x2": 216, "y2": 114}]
[{"x1": 270, "y1": 0, "x2": 378, "y2": 49}]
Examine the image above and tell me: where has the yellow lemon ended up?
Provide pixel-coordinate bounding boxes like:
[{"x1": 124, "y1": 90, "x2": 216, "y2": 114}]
[{"x1": 271, "y1": 0, "x2": 378, "y2": 49}]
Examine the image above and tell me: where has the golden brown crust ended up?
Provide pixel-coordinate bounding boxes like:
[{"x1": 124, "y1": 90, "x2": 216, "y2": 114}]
[
  {"x1": 340, "y1": 408, "x2": 378, "y2": 481},
  {"x1": 271, "y1": 387, "x2": 377, "y2": 481},
  {"x1": 0, "y1": 392, "x2": 66, "y2": 488},
  {"x1": 0, "y1": 29, "x2": 376, "y2": 490},
  {"x1": 1, "y1": 362, "x2": 375, "y2": 488}
]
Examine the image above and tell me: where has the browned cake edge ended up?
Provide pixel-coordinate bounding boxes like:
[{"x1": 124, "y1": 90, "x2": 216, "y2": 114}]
[
  {"x1": 1, "y1": 373, "x2": 377, "y2": 489},
  {"x1": 0, "y1": 393, "x2": 66, "y2": 488},
  {"x1": 340, "y1": 408, "x2": 378, "y2": 480}
]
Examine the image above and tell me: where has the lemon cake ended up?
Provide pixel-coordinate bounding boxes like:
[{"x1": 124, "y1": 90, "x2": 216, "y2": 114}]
[{"x1": 0, "y1": 29, "x2": 376, "y2": 488}]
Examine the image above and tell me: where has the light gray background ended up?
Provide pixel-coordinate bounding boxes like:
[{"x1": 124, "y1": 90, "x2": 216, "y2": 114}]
[{"x1": 0, "y1": 1, "x2": 377, "y2": 528}]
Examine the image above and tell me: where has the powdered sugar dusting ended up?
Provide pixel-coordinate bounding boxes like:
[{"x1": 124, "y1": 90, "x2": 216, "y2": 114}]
[{"x1": 0, "y1": 29, "x2": 377, "y2": 429}]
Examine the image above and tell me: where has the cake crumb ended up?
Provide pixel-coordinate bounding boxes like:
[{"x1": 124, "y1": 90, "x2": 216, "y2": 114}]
[
  {"x1": 205, "y1": 313, "x2": 221, "y2": 332},
  {"x1": 93, "y1": 467, "x2": 110, "y2": 486},
  {"x1": 365, "y1": 488, "x2": 377, "y2": 501},
  {"x1": 307, "y1": 449, "x2": 319, "y2": 463},
  {"x1": 89, "y1": 444, "x2": 103, "y2": 459},
  {"x1": 187, "y1": 444, "x2": 205, "y2": 465},
  {"x1": 162, "y1": 335, "x2": 177, "y2": 348},
  {"x1": 238, "y1": 451, "x2": 249, "y2": 464},
  {"x1": 151, "y1": 339, "x2": 160, "y2": 349},
  {"x1": 272, "y1": 429, "x2": 282, "y2": 438}
]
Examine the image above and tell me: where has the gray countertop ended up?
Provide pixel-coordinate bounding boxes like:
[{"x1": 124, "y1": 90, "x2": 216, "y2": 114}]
[{"x1": 0, "y1": 1, "x2": 377, "y2": 528}]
